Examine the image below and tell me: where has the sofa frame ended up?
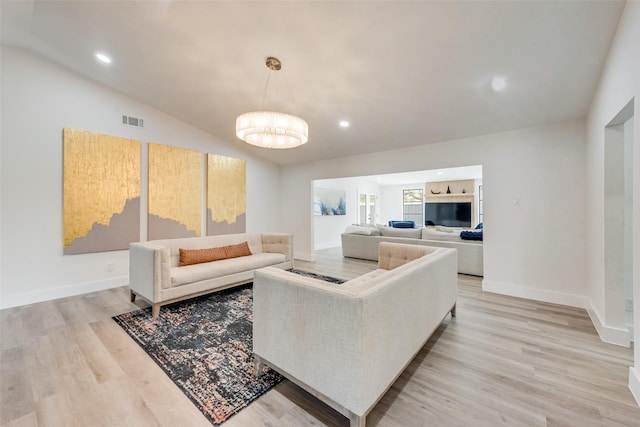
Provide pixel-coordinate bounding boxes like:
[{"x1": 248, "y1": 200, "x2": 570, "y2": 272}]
[{"x1": 253, "y1": 242, "x2": 457, "y2": 427}]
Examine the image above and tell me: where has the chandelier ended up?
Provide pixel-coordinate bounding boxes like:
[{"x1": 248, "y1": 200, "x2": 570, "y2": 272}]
[{"x1": 236, "y1": 57, "x2": 309, "y2": 149}]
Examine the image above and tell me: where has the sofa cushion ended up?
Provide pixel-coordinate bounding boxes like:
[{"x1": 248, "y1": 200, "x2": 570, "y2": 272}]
[
  {"x1": 380, "y1": 227, "x2": 422, "y2": 238},
  {"x1": 344, "y1": 225, "x2": 381, "y2": 236},
  {"x1": 171, "y1": 253, "x2": 286, "y2": 287}
]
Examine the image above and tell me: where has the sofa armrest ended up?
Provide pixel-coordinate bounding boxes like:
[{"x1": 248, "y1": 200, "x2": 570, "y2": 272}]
[
  {"x1": 253, "y1": 267, "x2": 365, "y2": 413},
  {"x1": 261, "y1": 233, "x2": 293, "y2": 261},
  {"x1": 129, "y1": 242, "x2": 171, "y2": 302}
]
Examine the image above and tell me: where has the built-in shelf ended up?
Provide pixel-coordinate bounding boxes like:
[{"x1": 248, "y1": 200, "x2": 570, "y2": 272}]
[
  {"x1": 426, "y1": 193, "x2": 474, "y2": 198},
  {"x1": 425, "y1": 179, "x2": 477, "y2": 226}
]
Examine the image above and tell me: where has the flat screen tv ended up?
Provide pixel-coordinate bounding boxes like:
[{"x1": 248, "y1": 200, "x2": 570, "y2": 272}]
[{"x1": 425, "y1": 202, "x2": 472, "y2": 227}]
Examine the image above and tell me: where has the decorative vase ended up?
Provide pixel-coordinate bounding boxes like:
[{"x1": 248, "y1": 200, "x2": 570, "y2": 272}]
[
  {"x1": 462, "y1": 188, "x2": 466, "y2": 193},
  {"x1": 446, "y1": 185, "x2": 451, "y2": 194}
]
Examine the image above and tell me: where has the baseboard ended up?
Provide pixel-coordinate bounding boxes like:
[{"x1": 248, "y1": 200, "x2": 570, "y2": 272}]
[
  {"x1": 630, "y1": 367, "x2": 640, "y2": 407},
  {"x1": 482, "y1": 280, "x2": 634, "y2": 347},
  {"x1": 585, "y1": 299, "x2": 631, "y2": 347},
  {"x1": 0, "y1": 276, "x2": 128, "y2": 310},
  {"x1": 294, "y1": 251, "x2": 316, "y2": 262},
  {"x1": 481, "y1": 279, "x2": 588, "y2": 309}
]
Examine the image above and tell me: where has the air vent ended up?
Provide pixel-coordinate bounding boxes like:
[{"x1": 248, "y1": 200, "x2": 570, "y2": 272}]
[{"x1": 122, "y1": 115, "x2": 144, "y2": 128}]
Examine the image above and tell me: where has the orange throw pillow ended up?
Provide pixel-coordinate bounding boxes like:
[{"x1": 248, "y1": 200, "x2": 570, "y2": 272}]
[
  {"x1": 179, "y1": 247, "x2": 227, "y2": 266},
  {"x1": 178, "y1": 242, "x2": 252, "y2": 266},
  {"x1": 223, "y1": 242, "x2": 252, "y2": 259}
]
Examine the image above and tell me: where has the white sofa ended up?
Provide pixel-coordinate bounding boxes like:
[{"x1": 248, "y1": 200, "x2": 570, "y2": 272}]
[
  {"x1": 253, "y1": 242, "x2": 457, "y2": 427},
  {"x1": 341, "y1": 225, "x2": 483, "y2": 276},
  {"x1": 129, "y1": 232, "x2": 293, "y2": 317}
]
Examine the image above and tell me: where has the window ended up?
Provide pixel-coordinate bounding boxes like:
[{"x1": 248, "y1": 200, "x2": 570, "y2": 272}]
[{"x1": 403, "y1": 189, "x2": 423, "y2": 226}]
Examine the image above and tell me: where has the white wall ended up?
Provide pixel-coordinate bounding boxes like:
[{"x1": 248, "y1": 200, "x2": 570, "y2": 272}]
[
  {"x1": 0, "y1": 46, "x2": 282, "y2": 308},
  {"x1": 584, "y1": 1, "x2": 640, "y2": 403},
  {"x1": 281, "y1": 119, "x2": 587, "y2": 308},
  {"x1": 313, "y1": 177, "x2": 363, "y2": 249}
]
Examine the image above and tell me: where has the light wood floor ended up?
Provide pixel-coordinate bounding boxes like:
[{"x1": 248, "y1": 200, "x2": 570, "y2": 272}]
[{"x1": 2, "y1": 247, "x2": 639, "y2": 426}]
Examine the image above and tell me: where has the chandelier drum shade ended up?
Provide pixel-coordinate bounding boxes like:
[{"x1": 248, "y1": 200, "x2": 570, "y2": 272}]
[
  {"x1": 236, "y1": 57, "x2": 309, "y2": 149},
  {"x1": 236, "y1": 111, "x2": 308, "y2": 149}
]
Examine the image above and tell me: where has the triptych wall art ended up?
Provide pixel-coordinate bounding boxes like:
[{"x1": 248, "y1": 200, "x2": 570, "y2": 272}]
[
  {"x1": 63, "y1": 128, "x2": 141, "y2": 254},
  {"x1": 148, "y1": 143, "x2": 202, "y2": 240},
  {"x1": 207, "y1": 154, "x2": 246, "y2": 235},
  {"x1": 63, "y1": 128, "x2": 246, "y2": 255}
]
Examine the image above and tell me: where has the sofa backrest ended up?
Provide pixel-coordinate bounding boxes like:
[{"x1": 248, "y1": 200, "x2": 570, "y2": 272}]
[
  {"x1": 380, "y1": 226, "x2": 422, "y2": 239},
  {"x1": 377, "y1": 242, "x2": 437, "y2": 270},
  {"x1": 261, "y1": 233, "x2": 293, "y2": 261},
  {"x1": 150, "y1": 233, "x2": 263, "y2": 267}
]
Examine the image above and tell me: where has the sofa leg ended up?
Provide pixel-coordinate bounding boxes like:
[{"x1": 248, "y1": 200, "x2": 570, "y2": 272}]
[
  {"x1": 451, "y1": 303, "x2": 457, "y2": 318},
  {"x1": 130, "y1": 291, "x2": 137, "y2": 303},
  {"x1": 254, "y1": 356, "x2": 264, "y2": 378},
  {"x1": 152, "y1": 304, "x2": 161, "y2": 318},
  {"x1": 349, "y1": 412, "x2": 365, "y2": 427}
]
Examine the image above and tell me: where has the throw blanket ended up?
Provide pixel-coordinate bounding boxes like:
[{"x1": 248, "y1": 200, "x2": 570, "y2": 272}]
[{"x1": 460, "y1": 230, "x2": 483, "y2": 241}]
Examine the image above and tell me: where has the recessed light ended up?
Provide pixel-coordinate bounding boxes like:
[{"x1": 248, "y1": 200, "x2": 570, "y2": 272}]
[
  {"x1": 96, "y1": 52, "x2": 112, "y2": 64},
  {"x1": 339, "y1": 120, "x2": 350, "y2": 128},
  {"x1": 491, "y1": 77, "x2": 506, "y2": 92},
  {"x1": 437, "y1": 171, "x2": 444, "y2": 175}
]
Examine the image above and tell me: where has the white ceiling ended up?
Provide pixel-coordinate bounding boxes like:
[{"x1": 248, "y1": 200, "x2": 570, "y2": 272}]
[{"x1": 0, "y1": 0, "x2": 625, "y2": 166}]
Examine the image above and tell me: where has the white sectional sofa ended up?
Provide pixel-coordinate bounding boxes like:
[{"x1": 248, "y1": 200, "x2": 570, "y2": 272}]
[
  {"x1": 253, "y1": 242, "x2": 458, "y2": 427},
  {"x1": 129, "y1": 232, "x2": 293, "y2": 317},
  {"x1": 341, "y1": 225, "x2": 483, "y2": 276}
]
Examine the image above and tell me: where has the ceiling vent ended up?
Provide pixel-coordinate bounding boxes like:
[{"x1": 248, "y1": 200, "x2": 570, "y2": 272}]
[{"x1": 122, "y1": 115, "x2": 144, "y2": 128}]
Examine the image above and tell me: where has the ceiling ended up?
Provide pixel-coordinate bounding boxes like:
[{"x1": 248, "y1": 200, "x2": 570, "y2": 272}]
[
  {"x1": 0, "y1": 1, "x2": 625, "y2": 166},
  {"x1": 329, "y1": 165, "x2": 484, "y2": 187}
]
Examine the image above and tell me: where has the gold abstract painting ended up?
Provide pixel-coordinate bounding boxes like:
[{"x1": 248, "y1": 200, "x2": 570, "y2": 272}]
[
  {"x1": 148, "y1": 143, "x2": 202, "y2": 240},
  {"x1": 207, "y1": 154, "x2": 246, "y2": 235},
  {"x1": 63, "y1": 128, "x2": 140, "y2": 254}
]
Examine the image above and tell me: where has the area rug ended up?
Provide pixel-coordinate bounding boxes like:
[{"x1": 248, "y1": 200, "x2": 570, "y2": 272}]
[{"x1": 112, "y1": 269, "x2": 343, "y2": 425}]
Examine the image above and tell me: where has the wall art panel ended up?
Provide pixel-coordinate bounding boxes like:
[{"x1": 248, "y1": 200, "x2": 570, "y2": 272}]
[
  {"x1": 148, "y1": 143, "x2": 202, "y2": 240},
  {"x1": 207, "y1": 154, "x2": 246, "y2": 235},
  {"x1": 315, "y1": 188, "x2": 346, "y2": 215},
  {"x1": 63, "y1": 128, "x2": 140, "y2": 254}
]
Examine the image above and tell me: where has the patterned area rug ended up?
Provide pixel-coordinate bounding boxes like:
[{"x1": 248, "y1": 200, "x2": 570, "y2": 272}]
[
  {"x1": 289, "y1": 269, "x2": 346, "y2": 284},
  {"x1": 113, "y1": 269, "x2": 343, "y2": 425}
]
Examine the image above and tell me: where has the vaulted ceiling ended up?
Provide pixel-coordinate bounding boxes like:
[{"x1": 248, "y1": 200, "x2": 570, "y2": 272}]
[{"x1": 0, "y1": 0, "x2": 626, "y2": 165}]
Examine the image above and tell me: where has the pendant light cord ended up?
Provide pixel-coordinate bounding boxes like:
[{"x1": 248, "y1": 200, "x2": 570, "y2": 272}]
[{"x1": 259, "y1": 63, "x2": 301, "y2": 116}]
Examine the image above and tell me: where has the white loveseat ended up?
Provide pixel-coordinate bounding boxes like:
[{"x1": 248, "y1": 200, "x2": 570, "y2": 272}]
[
  {"x1": 129, "y1": 232, "x2": 292, "y2": 317},
  {"x1": 341, "y1": 225, "x2": 483, "y2": 276},
  {"x1": 253, "y1": 242, "x2": 457, "y2": 427}
]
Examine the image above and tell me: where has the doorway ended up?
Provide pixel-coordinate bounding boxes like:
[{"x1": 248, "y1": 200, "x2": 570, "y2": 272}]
[
  {"x1": 359, "y1": 192, "x2": 378, "y2": 225},
  {"x1": 604, "y1": 99, "x2": 634, "y2": 344}
]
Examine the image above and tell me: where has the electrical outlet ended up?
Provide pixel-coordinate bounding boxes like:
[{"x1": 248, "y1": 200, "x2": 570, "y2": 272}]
[
  {"x1": 625, "y1": 298, "x2": 633, "y2": 311},
  {"x1": 106, "y1": 262, "x2": 114, "y2": 272}
]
